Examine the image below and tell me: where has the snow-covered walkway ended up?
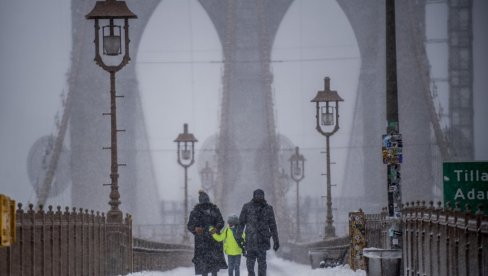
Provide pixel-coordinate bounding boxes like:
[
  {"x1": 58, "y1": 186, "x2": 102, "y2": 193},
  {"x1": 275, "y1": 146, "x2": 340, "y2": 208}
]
[{"x1": 128, "y1": 253, "x2": 366, "y2": 276}]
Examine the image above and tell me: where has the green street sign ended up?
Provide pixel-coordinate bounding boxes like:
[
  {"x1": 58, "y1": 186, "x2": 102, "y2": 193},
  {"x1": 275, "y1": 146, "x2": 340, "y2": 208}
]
[{"x1": 443, "y1": 162, "x2": 488, "y2": 214}]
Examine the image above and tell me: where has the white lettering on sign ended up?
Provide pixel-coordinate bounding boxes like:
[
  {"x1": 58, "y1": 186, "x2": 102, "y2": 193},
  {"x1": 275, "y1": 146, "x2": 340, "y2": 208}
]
[
  {"x1": 454, "y1": 188, "x2": 488, "y2": 200},
  {"x1": 454, "y1": 188, "x2": 465, "y2": 200},
  {"x1": 453, "y1": 170, "x2": 488, "y2": 182}
]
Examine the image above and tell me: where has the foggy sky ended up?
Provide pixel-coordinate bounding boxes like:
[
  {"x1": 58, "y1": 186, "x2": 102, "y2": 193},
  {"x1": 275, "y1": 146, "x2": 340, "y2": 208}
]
[{"x1": 0, "y1": 0, "x2": 486, "y2": 210}]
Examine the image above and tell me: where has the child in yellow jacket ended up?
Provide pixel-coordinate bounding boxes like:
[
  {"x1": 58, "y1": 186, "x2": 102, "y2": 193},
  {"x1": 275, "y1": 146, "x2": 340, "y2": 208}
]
[{"x1": 211, "y1": 214, "x2": 244, "y2": 276}]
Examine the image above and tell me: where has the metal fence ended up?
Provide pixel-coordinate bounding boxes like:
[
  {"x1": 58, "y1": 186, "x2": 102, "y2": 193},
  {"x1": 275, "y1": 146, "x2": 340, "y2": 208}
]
[
  {"x1": 0, "y1": 203, "x2": 193, "y2": 276},
  {"x1": 403, "y1": 201, "x2": 488, "y2": 276},
  {"x1": 0, "y1": 203, "x2": 111, "y2": 275},
  {"x1": 364, "y1": 208, "x2": 388, "y2": 249},
  {"x1": 280, "y1": 235, "x2": 350, "y2": 267},
  {"x1": 133, "y1": 224, "x2": 184, "y2": 243},
  {"x1": 362, "y1": 202, "x2": 488, "y2": 276},
  {"x1": 132, "y1": 238, "x2": 193, "y2": 272}
]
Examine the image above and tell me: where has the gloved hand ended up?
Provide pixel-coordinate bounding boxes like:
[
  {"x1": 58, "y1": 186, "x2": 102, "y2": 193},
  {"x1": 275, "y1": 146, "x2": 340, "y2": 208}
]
[
  {"x1": 195, "y1": 227, "x2": 204, "y2": 235},
  {"x1": 236, "y1": 238, "x2": 244, "y2": 249},
  {"x1": 273, "y1": 241, "x2": 280, "y2": 251},
  {"x1": 239, "y1": 241, "x2": 247, "y2": 256}
]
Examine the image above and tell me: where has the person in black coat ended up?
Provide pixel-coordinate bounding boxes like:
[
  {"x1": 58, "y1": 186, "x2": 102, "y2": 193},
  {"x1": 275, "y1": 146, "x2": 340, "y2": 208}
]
[
  {"x1": 187, "y1": 191, "x2": 228, "y2": 276},
  {"x1": 236, "y1": 189, "x2": 279, "y2": 276}
]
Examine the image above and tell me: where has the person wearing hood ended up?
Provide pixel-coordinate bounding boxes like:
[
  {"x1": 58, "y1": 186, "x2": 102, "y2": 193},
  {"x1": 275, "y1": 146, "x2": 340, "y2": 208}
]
[
  {"x1": 236, "y1": 189, "x2": 279, "y2": 276},
  {"x1": 211, "y1": 214, "x2": 245, "y2": 276},
  {"x1": 187, "y1": 190, "x2": 228, "y2": 276}
]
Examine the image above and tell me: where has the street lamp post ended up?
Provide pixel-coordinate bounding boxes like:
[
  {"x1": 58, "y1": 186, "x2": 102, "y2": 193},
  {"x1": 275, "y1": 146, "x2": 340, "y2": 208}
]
[
  {"x1": 311, "y1": 77, "x2": 344, "y2": 239},
  {"x1": 86, "y1": 0, "x2": 137, "y2": 224},
  {"x1": 289, "y1": 146, "x2": 305, "y2": 242},
  {"x1": 174, "y1": 123, "x2": 198, "y2": 243},
  {"x1": 200, "y1": 161, "x2": 215, "y2": 193}
]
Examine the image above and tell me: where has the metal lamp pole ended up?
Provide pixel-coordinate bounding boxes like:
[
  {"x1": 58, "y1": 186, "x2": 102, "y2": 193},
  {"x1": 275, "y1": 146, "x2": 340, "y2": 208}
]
[
  {"x1": 311, "y1": 77, "x2": 344, "y2": 239},
  {"x1": 86, "y1": 0, "x2": 137, "y2": 223},
  {"x1": 174, "y1": 123, "x2": 198, "y2": 243},
  {"x1": 289, "y1": 146, "x2": 305, "y2": 242}
]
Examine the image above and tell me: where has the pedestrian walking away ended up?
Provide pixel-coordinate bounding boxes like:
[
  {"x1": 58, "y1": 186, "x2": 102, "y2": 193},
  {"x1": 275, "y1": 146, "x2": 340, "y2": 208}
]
[
  {"x1": 236, "y1": 189, "x2": 279, "y2": 276},
  {"x1": 187, "y1": 190, "x2": 228, "y2": 276}
]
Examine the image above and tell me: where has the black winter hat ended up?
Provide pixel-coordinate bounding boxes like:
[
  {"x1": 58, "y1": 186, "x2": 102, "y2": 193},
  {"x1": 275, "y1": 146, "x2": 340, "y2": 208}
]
[
  {"x1": 227, "y1": 214, "x2": 239, "y2": 225},
  {"x1": 253, "y1": 189, "x2": 265, "y2": 200},
  {"x1": 199, "y1": 190, "x2": 210, "y2": 203}
]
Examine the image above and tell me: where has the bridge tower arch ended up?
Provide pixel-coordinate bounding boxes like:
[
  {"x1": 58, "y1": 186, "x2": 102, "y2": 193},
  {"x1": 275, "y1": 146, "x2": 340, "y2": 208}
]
[{"x1": 68, "y1": 0, "x2": 457, "y2": 230}]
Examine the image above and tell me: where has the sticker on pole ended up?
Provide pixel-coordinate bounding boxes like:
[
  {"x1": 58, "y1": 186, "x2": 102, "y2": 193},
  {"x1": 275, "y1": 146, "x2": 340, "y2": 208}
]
[
  {"x1": 443, "y1": 162, "x2": 488, "y2": 214},
  {"x1": 382, "y1": 134, "x2": 402, "y2": 164}
]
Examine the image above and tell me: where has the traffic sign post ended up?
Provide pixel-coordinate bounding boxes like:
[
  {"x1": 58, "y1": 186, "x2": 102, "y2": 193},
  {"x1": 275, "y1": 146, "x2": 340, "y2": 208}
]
[{"x1": 443, "y1": 162, "x2": 488, "y2": 214}]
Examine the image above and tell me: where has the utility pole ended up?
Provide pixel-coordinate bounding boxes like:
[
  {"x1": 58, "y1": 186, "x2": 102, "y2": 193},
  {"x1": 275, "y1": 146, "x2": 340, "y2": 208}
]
[{"x1": 384, "y1": 0, "x2": 403, "y2": 249}]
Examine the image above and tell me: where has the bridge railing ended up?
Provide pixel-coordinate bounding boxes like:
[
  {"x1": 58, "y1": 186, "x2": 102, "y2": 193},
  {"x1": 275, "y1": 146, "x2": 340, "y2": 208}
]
[
  {"x1": 279, "y1": 236, "x2": 351, "y2": 267},
  {"x1": 132, "y1": 238, "x2": 193, "y2": 272},
  {"x1": 363, "y1": 202, "x2": 488, "y2": 276},
  {"x1": 364, "y1": 209, "x2": 388, "y2": 249},
  {"x1": 402, "y1": 201, "x2": 488, "y2": 276},
  {"x1": 0, "y1": 203, "x2": 110, "y2": 275},
  {"x1": 0, "y1": 203, "x2": 193, "y2": 275},
  {"x1": 133, "y1": 224, "x2": 184, "y2": 243}
]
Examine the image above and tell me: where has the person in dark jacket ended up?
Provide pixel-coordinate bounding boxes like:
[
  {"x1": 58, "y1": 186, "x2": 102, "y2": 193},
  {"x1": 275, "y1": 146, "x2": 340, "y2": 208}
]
[
  {"x1": 187, "y1": 190, "x2": 228, "y2": 276},
  {"x1": 236, "y1": 189, "x2": 279, "y2": 276}
]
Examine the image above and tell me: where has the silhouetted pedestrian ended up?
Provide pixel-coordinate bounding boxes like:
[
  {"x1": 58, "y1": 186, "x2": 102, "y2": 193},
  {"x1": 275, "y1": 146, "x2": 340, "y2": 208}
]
[
  {"x1": 236, "y1": 189, "x2": 279, "y2": 276},
  {"x1": 188, "y1": 190, "x2": 228, "y2": 276}
]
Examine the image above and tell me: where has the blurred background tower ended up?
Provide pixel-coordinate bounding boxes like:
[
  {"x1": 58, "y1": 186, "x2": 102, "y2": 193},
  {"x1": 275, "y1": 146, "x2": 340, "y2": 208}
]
[{"x1": 447, "y1": 0, "x2": 474, "y2": 161}]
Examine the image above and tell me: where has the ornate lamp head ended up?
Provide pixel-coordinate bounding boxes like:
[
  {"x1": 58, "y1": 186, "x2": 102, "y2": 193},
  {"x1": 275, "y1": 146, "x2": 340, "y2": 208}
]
[
  {"x1": 174, "y1": 123, "x2": 198, "y2": 167},
  {"x1": 289, "y1": 146, "x2": 305, "y2": 182},
  {"x1": 86, "y1": 0, "x2": 137, "y2": 71},
  {"x1": 311, "y1": 77, "x2": 344, "y2": 137},
  {"x1": 200, "y1": 161, "x2": 214, "y2": 192}
]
